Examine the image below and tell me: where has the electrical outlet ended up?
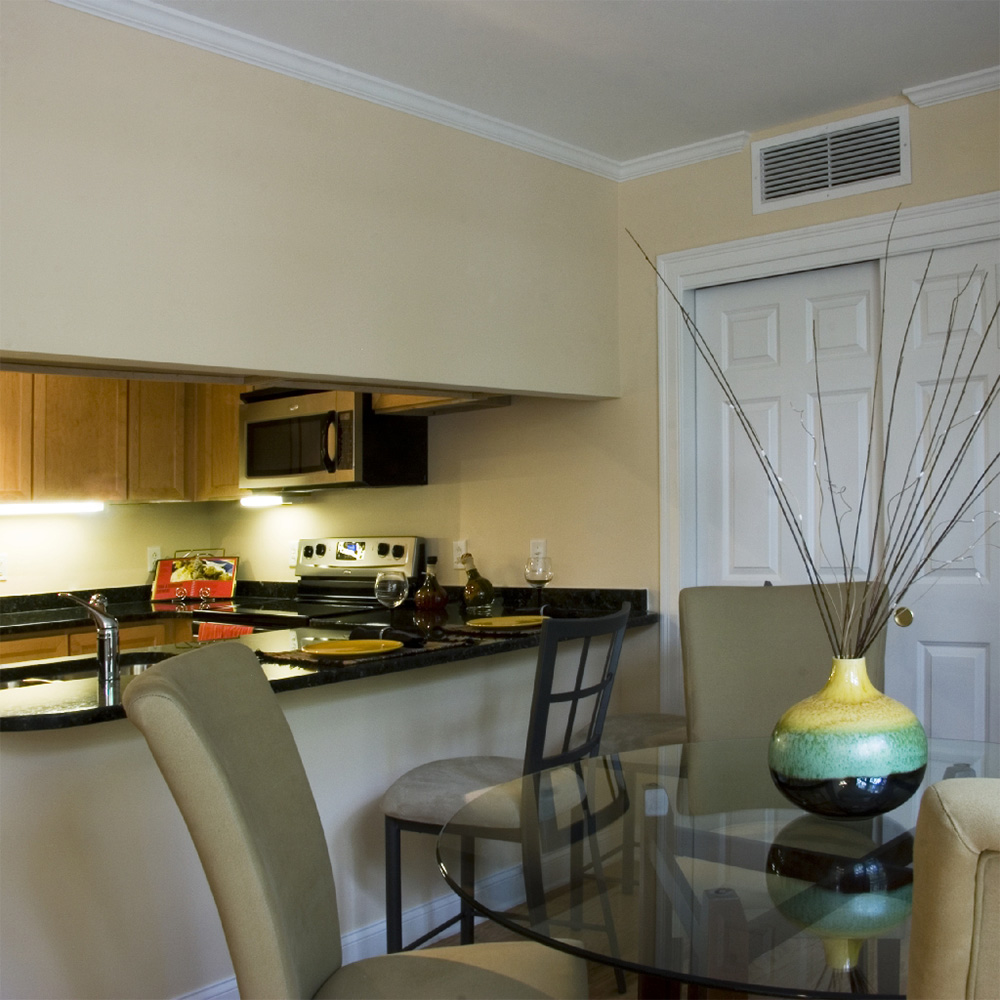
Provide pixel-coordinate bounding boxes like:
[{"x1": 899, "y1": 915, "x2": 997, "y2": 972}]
[
  {"x1": 0, "y1": 553, "x2": 7, "y2": 582},
  {"x1": 452, "y1": 539, "x2": 469, "y2": 569},
  {"x1": 147, "y1": 546, "x2": 161, "y2": 572},
  {"x1": 530, "y1": 538, "x2": 547, "y2": 559},
  {"x1": 288, "y1": 541, "x2": 299, "y2": 568}
]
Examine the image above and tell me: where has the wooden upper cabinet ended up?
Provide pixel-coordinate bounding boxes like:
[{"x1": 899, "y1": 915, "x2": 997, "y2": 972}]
[
  {"x1": 372, "y1": 392, "x2": 512, "y2": 415},
  {"x1": 1, "y1": 371, "x2": 33, "y2": 501},
  {"x1": 190, "y1": 383, "x2": 245, "y2": 501},
  {"x1": 32, "y1": 374, "x2": 128, "y2": 501},
  {"x1": 127, "y1": 380, "x2": 189, "y2": 501}
]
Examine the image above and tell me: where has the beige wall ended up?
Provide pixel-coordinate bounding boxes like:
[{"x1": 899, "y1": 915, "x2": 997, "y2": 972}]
[
  {"x1": 0, "y1": 1, "x2": 618, "y2": 398},
  {"x1": 0, "y1": 8, "x2": 997, "y2": 996}
]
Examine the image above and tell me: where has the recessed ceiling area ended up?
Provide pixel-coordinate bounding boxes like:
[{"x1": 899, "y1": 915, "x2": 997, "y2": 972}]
[{"x1": 55, "y1": 0, "x2": 1000, "y2": 177}]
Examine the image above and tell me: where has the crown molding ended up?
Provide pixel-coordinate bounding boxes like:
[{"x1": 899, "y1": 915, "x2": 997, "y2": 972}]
[
  {"x1": 49, "y1": 0, "x2": 623, "y2": 178},
  {"x1": 904, "y1": 66, "x2": 1000, "y2": 107},
  {"x1": 49, "y1": 0, "x2": 999, "y2": 180},
  {"x1": 616, "y1": 132, "x2": 750, "y2": 181}
]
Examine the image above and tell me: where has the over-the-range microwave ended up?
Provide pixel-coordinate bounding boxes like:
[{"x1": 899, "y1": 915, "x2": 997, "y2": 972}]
[{"x1": 239, "y1": 390, "x2": 427, "y2": 491}]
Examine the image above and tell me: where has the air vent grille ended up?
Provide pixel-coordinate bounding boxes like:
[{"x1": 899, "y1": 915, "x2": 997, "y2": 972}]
[{"x1": 752, "y1": 108, "x2": 910, "y2": 214}]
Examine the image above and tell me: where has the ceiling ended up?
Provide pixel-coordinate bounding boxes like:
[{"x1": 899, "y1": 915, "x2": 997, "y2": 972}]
[{"x1": 63, "y1": 0, "x2": 1000, "y2": 178}]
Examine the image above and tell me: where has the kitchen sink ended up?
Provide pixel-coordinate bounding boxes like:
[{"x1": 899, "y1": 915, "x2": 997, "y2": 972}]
[{"x1": 0, "y1": 652, "x2": 171, "y2": 689}]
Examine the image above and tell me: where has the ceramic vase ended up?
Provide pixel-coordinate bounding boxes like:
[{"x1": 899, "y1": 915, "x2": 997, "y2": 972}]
[{"x1": 768, "y1": 657, "x2": 927, "y2": 818}]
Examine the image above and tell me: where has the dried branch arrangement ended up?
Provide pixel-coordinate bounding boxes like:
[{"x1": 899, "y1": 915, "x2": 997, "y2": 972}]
[{"x1": 630, "y1": 226, "x2": 999, "y2": 658}]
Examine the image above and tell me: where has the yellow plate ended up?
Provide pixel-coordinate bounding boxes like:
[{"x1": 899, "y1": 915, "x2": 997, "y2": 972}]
[
  {"x1": 465, "y1": 616, "x2": 546, "y2": 629},
  {"x1": 302, "y1": 639, "x2": 403, "y2": 656}
]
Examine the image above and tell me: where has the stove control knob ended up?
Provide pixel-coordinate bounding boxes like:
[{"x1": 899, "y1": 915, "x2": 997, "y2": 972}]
[
  {"x1": 378, "y1": 542, "x2": 390, "y2": 557},
  {"x1": 303, "y1": 545, "x2": 314, "y2": 558},
  {"x1": 315, "y1": 543, "x2": 327, "y2": 557},
  {"x1": 392, "y1": 544, "x2": 405, "y2": 559}
]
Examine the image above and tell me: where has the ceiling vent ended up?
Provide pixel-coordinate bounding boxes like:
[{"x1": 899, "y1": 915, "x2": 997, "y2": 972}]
[{"x1": 752, "y1": 107, "x2": 910, "y2": 214}]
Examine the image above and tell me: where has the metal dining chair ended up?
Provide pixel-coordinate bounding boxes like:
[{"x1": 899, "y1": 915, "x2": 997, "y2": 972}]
[
  {"x1": 381, "y1": 604, "x2": 631, "y2": 962},
  {"x1": 123, "y1": 642, "x2": 588, "y2": 1000}
]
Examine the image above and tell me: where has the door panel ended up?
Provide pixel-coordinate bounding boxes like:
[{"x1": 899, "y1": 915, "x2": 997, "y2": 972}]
[
  {"x1": 694, "y1": 261, "x2": 880, "y2": 587},
  {"x1": 693, "y1": 244, "x2": 999, "y2": 740},
  {"x1": 879, "y1": 242, "x2": 999, "y2": 741}
]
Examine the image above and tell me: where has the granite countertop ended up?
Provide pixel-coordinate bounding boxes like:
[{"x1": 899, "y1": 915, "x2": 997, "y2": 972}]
[
  {"x1": 0, "y1": 583, "x2": 296, "y2": 633},
  {"x1": 0, "y1": 596, "x2": 655, "y2": 731}
]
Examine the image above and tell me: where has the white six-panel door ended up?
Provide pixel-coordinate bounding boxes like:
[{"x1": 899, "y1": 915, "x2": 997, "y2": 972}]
[{"x1": 692, "y1": 242, "x2": 998, "y2": 740}]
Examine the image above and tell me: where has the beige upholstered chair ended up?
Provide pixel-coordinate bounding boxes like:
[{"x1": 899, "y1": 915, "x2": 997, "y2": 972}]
[
  {"x1": 680, "y1": 582, "x2": 886, "y2": 742},
  {"x1": 382, "y1": 605, "x2": 630, "y2": 956},
  {"x1": 123, "y1": 643, "x2": 588, "y2": 1000},
  {"x1": 908, "y1": 777, "x2": 1000, "y2": 1000},
  {"x1": 601, "y1": 582, "x2": 884, "y2": 753}
]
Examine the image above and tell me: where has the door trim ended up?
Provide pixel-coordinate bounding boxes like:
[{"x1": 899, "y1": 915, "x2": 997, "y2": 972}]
[{"x1": 655, "y1": 192, "x2": 1000, "y2": 713}]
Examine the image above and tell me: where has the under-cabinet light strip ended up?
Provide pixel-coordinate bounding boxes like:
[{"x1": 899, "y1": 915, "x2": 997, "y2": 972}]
[{"x1": 0, "y1": 502, "x2": 105, "y2": 516}]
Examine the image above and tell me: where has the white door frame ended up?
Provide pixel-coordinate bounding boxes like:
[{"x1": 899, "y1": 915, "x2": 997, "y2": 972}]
[{"x1": 655, "y1": 192, "x2": 1000, "y2": 714}]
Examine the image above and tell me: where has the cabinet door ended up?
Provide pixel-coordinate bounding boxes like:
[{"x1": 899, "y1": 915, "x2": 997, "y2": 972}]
[
  {"x1": 190, "y1": 383, "x2": 245, "y2": 501},
  {"x1": 69, "y1": 621, "x2": 169, "y2": 655},
  {"x1": 128, "y1": 380, "x2": 189, "y2": 501},
  {"x1": 0, "y1": 633, "x2": 69, "y2": 664},
  {"x1": 33, "y1": 375, "x2": 127, "y2": 500},
  {"x1": 0, "y1": 372, "x2": 33, "y2": 501}
]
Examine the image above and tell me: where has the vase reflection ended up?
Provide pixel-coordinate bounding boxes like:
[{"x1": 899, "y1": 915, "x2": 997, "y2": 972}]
[{"x1": 766, "y1": 814, "x2": 913, "y2": 993}]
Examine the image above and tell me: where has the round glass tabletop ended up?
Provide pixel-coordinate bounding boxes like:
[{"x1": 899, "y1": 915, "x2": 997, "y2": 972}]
[{"x1": 437, "y1": 737, "x2": 998, "y2": 999}]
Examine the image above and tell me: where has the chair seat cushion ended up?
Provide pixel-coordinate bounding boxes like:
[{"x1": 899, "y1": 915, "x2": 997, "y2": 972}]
[
  {"x1": 381, "y1": 756, "x2": 594, "y2": 830},
  {"x1": 381, "y1": 756, "x2": 524, "y2": 827},
  {"x1": 316, "y1": 940, "x2": 588, "y2": 999},
  {"x1": 600, "y1": 712, "x2": 687, "y2": 753}
]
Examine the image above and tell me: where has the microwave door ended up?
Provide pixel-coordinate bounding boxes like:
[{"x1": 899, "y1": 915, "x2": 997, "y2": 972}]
[{"x1": 240, "y1": 392, "x2": 355, "y2": 490}]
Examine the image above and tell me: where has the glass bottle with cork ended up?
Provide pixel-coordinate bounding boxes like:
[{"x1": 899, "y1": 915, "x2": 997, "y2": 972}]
[{"x1": 460, "y1": 552, "x2": 495, "y2": 612}]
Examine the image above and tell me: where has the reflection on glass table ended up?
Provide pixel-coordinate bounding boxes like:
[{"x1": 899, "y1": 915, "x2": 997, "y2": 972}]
[{"x1": 436, "y1": 737, "x2": 999, "y2": 999}]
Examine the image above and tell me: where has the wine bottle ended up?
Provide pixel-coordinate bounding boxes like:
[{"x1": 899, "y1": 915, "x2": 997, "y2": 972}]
[
  {"x1": 414, "y1": 556, "x2": 449, "y2": 611},
  {"x1": 461, "y1": 553, "x2": 495, "y2": 609}
]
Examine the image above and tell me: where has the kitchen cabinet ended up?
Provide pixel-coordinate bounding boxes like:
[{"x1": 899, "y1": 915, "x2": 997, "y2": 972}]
[
  {"x1": 68, "y1": 618, "x2": 191, "y2": 655},
  {"x1": 372, "y1": 392, "x2": 511, "y2": 416},
  {"x1": 0, "y1": 372, "x2": 33, "y2": 501},
  {"x1": 0, "y1": 617, "x2": 193, "y2": 664},
  {"x1": 32, "y1": 374, "x2": 128, "y2": 501},
  {"x1": 0, "y1": 632, "x2": 69, "y2": 665},
  {"x1": 189, "y1": 383, "x2": 246, "y2": 501},
  {"x1": 128, "y1": 380, "x2": 189, "y2": 501}
]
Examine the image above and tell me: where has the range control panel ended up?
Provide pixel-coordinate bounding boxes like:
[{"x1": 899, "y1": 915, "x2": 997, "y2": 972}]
[{"x1": 295, "y1": 536, "x2": 425, "y2": 579}]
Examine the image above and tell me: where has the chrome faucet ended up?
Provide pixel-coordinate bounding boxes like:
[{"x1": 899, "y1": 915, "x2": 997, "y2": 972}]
[{"x1": 59, "y1": 592, "x2": 120, "y2": 706}]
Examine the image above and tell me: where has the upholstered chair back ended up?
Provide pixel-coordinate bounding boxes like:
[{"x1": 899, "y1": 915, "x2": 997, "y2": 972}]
[
  {"x1": 679, "y1": 582, "x2": 886, "y2": 742},
  {"x1": 909, "y1": 777, "x2": 1000, "y2": 1000}
]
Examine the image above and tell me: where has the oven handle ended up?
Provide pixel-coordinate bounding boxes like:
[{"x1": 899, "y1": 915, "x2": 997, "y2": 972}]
[{"x1": 321, "y1": 412, "x2": 338, "y2": 472}]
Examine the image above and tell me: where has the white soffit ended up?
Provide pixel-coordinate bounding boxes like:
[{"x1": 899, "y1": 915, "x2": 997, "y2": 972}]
[{"x1": 48, "y1": 0, "x2": 1000, "y2": 182}]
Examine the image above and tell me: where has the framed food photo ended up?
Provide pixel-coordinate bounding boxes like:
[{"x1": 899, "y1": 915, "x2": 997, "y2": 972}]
[{"x1": 153, "y1": 553, "x2": 239, "y2": 601}]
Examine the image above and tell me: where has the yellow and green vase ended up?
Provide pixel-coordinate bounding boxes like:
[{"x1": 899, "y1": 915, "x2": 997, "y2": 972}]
[{"x1": 768, "y1": 657, "x2": 927, "y2": 818}]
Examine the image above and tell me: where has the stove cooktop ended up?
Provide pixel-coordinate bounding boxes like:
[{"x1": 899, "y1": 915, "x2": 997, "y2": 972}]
[{"x1": 185, "y1": 536, "x2": 426, "y2": 630}]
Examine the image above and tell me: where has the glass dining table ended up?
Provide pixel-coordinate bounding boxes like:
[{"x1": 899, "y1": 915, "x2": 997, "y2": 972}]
[{"x1": 436, "y1": 737, "x2": 998, "y2": 999}]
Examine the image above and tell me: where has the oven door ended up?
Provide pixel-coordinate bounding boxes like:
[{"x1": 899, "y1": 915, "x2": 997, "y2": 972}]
[{"x1": 239, "y1": 391, "x2": 356, "y2": 490}]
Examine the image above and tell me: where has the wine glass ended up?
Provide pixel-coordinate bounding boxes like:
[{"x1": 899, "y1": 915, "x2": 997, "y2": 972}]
[
  {"x1": 375, "y1": 570, "x2": 409, "y2": 609},
  {"x1": 524, "y1": 556, "x2": 553, "y2": 609}
]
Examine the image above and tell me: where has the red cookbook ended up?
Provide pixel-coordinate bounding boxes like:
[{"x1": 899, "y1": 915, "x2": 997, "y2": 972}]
[{"x1": 153, "y1": 554, "x2": 238, "y2": 601}]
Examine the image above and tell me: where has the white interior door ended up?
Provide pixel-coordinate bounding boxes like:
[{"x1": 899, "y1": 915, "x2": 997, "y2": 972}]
[
  {"x1": 694, "y1": 261, "x2": 881, "y2": 587},
  {"x1": 692, "y1": 244, "x2": 998, "y2": 740},
  {"x1": 878, "y1": 242, "x2": 999, "y2": 741}
]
